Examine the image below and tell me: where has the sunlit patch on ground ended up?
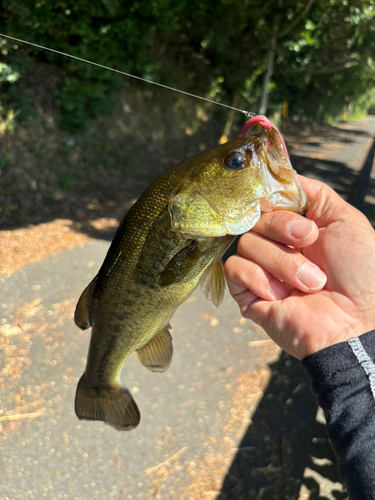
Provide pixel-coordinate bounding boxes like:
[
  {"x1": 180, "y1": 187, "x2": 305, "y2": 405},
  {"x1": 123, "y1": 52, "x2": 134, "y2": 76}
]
[{"x1": 0, "y1": 221, "x2": 91, "y2": 278}]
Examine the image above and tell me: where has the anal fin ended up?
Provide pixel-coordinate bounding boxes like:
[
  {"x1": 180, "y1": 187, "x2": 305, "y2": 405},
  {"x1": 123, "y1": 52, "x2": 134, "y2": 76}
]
[
  {"x1": 137, "y1": 325, "x2": 173, "y2": 372},
  {"x1": 201, "y1": 259, "x2": 226, "y2": 307}
]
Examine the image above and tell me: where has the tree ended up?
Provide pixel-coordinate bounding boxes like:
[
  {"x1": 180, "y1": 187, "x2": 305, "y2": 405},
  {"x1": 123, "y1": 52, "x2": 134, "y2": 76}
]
[{"x1": 1, "y1": 0, "x2": 374, "y2": 129}]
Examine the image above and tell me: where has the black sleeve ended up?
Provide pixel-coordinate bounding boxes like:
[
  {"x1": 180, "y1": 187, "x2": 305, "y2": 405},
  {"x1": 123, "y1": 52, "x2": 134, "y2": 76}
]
[{"x1": 301, "y1": 330, "x2": 375, "y2": 500}]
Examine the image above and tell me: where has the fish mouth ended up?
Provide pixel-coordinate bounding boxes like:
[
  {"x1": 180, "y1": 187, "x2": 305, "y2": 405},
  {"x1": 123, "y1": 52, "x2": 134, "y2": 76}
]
[
  {"x1": 240, "y1": 119, "x2": 308, "y2": 214},
  {"x1": 238, "y1": 114, "x2": 290, "y2": 160},
  {"x1": 258, "y1": 181, "x2": 308, "y2": 214}
]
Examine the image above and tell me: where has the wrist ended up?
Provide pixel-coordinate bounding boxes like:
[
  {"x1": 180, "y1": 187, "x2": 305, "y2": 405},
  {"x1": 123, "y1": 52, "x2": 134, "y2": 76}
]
[{"x1": 300, "y1": 320, "x2": 375, "y2": 359}]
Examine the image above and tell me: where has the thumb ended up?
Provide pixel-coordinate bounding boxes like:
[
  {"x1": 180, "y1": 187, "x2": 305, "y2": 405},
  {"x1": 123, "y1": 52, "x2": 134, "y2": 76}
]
[{"x1": 298, "y1": 176, "x2": 358, "y2": 227}]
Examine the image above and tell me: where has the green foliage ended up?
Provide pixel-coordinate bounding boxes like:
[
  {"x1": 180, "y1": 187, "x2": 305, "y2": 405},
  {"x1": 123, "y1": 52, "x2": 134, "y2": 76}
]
[
  {"x1": 0, "y1": 62, "x2": 19, "y2": 83},
  {"x1": 58, "y1": 173, "x2": 74, "y2": 189},
  {"x1": 1, "y1": 0, "x2": 375, "y2": 129},
  {"x1": 267, "y1": 0, "x2": 375, "y2": 120},
  {"x1": 0, "y1": 41, "x2": 38, "y2": 123},
  {"x1": 57, "y1": 77, "x2": 117, "y2": 131},
  {"x1": 0, "y1": 154, "x2": 12, "y2": 168}
]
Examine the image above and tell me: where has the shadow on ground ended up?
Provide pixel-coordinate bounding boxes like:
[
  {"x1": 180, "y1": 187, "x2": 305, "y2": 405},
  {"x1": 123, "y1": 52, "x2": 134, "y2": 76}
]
[
  {"x1": 293, "y1": 134, "x2": 375, "y2": 225},
  {"x1": 216, "y1": 352, "x2": 347, "y2": 500}
]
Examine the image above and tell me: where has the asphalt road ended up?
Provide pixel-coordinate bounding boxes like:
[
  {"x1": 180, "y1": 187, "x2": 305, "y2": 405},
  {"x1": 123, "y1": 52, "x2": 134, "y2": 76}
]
[{"x1": 1, "y1": 116, "x2": 375, "y2": 500}]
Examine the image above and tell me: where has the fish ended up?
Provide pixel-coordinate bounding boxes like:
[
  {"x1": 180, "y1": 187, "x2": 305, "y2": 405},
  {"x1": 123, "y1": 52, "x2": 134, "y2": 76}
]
[{"x1": 74, "y1": 115, "x2": 308, "y2": 431}]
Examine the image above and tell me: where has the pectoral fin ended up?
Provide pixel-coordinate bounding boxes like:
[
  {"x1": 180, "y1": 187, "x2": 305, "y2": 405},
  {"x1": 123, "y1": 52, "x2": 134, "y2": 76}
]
[
  {"x1": 137, "y1": 325, "x2": 173, "y2": 372},
  {"x1": 74, "y1": 278, "x2": 97, "y2": 330},
  {"x1": 159, "y1": 241, "x2": 202, "y2": 286},
  {"x1": 201, "y1": 259, "x2": 226, "y2": 307}
]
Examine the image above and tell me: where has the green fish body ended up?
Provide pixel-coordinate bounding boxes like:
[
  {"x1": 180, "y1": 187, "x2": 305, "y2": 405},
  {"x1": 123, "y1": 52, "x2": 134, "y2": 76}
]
[{"x1": 74, "y1": 127, "x2": 307, "y2": 431}]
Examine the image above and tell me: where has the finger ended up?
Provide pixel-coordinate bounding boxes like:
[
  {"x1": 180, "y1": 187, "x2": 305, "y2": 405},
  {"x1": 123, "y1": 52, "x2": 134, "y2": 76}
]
[
  {"x1": 225, "y1": 254, "x2": 290, "y2": 302},
  {"x1": 241, "y1": 297, "x2": 280, "y2": 332},
  {"x1": 230, "y1": 288, "x2": 259, "y2": 316},
  {"x1": 298, "y1": 176, "x2": 358, "y2": 227},
  {"x1": 252, "y1": 211, "x2": 319, "y2": 247},
  {"x1": 241, "y1": 298, "x2": 306, "y2": 360},
  {"x1": 237, "y1": 232, "x2": 327, "y2": 293},
  {"x1": 224, "y1": 257, "x2": 277, "y2": 317}
]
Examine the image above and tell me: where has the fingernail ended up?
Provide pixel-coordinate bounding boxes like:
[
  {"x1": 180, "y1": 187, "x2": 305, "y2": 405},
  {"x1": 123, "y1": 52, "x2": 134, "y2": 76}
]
[
  {"x1": 288, "y1": 219, "x2": 314, "y2": 241},
  {"x1": 269, "y1": 279, "x2": 289, "y2": 299},
  {"x1": 298, "y1": 263, "x2": 327, "y2": 290}
]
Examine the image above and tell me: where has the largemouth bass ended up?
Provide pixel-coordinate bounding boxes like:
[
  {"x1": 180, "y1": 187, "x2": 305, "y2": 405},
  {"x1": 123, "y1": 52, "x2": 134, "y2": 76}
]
[{"x1": 74, "y1": 116, "x2": 307, "y2": 431}]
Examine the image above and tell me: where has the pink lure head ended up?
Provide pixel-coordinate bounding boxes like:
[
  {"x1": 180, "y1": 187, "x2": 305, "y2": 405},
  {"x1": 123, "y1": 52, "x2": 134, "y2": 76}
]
[{"x1": 237, "y1": 115, "x2": 289, "y2": 160}]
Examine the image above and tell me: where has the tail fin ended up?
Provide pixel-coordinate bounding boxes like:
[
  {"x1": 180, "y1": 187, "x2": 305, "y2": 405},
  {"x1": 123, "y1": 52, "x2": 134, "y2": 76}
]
[{"x1": 75, "y1": 373, "x2": 140, "y2": 431}]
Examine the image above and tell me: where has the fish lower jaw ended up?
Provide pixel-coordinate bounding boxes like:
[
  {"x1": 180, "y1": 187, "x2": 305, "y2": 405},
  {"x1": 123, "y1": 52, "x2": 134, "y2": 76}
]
[
  {"x1": 222, "y1": 203, "x2": 261, "y2": 235},
  {"x1": 259, "y1": 192, "x2": 307, "y2": 214}
]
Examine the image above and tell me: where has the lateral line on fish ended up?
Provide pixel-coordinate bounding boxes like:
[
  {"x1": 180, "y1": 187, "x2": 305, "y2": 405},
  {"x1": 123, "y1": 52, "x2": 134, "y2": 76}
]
[
  {"x1": 107, "y1": 251, "x2": 122, "y2": 277},
  {"x1": 0, "y1": 33, "x2": 257, "y2": 118}
]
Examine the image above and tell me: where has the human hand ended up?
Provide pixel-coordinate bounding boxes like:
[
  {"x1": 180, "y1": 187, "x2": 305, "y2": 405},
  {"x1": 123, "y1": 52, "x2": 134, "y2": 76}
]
[{"x1": 224, "y1": 177, "x2": 375, "y2": 360}]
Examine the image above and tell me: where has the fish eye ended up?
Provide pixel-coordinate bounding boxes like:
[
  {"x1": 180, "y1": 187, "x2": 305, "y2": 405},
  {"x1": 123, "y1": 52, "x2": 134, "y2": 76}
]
[{"x1": 225, "y1": 152, "x2": 246, "y2": 170}]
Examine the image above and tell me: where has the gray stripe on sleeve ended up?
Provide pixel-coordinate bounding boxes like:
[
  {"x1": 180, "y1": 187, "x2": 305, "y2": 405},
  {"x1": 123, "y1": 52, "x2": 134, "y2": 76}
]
[{"x1": 348, "y1": 337, "x2": 375, "y2": 401}]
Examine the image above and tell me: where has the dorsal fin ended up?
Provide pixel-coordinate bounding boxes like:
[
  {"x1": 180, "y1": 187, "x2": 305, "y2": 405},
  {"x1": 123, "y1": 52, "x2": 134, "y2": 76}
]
[
  {"x1": 137, "y1": 325, "x2": 173, "y2": 372},
  {"x1": 74, "y1": 279, "x2": 97, "y2": 330}
]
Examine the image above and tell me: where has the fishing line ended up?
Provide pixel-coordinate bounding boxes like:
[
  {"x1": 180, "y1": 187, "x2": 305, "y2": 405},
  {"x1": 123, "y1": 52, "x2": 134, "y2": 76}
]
[{"x1": 0, "y1": 33, "x2": 257, "y2": 118}]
